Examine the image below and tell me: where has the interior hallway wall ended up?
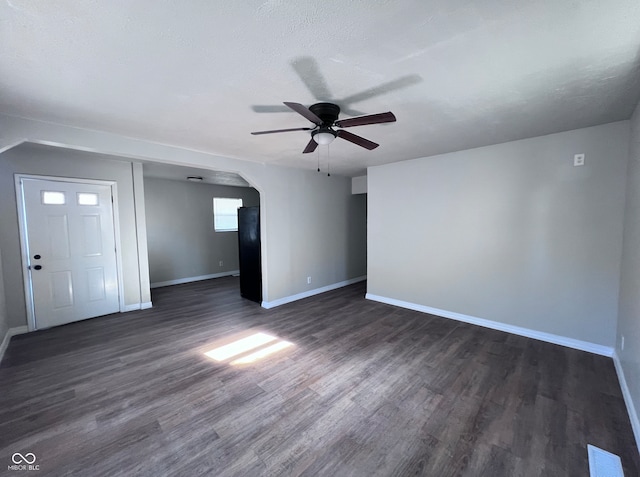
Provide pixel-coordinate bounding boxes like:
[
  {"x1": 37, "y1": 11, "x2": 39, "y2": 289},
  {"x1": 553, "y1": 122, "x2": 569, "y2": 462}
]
[
  {"x1": 617, "y1": 99, "x2": 640, "y2": 446},
  {"x1": 144, "y1": 177, "x2": 259, "y2": 285}
]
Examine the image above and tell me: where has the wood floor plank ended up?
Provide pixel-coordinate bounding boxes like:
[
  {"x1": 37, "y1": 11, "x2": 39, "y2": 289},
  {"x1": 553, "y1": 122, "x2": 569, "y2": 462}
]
[{"x1": 0, "y1": 277, "x2": 638, "y2": 476}]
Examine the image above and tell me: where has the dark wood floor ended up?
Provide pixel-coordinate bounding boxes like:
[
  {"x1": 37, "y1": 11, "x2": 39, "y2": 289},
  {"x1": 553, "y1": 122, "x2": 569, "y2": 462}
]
[{"x1": 0, "y1": 278, "x2": 637, "y2": 476}]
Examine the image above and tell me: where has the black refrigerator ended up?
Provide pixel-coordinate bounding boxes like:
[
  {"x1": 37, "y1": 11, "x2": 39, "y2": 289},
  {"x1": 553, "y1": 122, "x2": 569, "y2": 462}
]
[{"x1": 237, "y1": 206, "x2": 262, "y2": 303}]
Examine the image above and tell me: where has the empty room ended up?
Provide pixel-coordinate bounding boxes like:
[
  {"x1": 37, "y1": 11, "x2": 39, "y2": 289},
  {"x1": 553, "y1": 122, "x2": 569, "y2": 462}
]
[{"x1": 1, "y1": 1, "x2": 640, "y2": 476}]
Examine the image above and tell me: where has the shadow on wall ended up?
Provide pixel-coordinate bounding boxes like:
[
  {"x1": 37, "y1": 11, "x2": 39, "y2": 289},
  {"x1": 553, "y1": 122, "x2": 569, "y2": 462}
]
[{"x1": 346, "y1": 193, "x2": 367, "y2": 279}]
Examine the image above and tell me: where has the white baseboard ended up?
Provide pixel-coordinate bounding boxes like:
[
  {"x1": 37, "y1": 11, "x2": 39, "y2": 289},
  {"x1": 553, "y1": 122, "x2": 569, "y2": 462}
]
[
  {"x1": 150, "y1": 270, "x2": 240, "y2": 289},
  {"x1": 0, "y1": 326, "x2": 29, "y2": 364},
  {"x1": 262, "y1": 276, "x2": 367, "y2": 309},
  {"x1": 121, "y1": 301, "x2": 153, "y2": 312},
  {"x1": 365, "y1": 294, "x2": 614, "y2": 357},
  {"x1": 122, "y1": 303, "x2": 141, "y2": 312},
  {"x1": 612, "y1": 352, "x2": 640, "y2": 455}
]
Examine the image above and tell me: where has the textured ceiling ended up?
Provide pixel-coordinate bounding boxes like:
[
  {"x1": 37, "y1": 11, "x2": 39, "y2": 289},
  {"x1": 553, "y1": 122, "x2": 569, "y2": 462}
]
[
  {"x1": 143, "y1": 162, "x2": 251, "y2": 188},
  {"x1": 1, "y1": 1, "x2": 640, "y2": 176}
]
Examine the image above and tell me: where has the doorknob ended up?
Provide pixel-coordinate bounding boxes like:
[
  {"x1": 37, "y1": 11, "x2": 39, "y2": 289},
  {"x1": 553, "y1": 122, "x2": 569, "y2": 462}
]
[{"x1": 33, "y1": 265, "x2": 42, "y2": 270}]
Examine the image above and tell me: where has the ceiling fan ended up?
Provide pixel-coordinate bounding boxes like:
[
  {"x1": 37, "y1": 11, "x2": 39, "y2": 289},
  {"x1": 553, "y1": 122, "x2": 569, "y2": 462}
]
[{"x1": 251, "y1": 102, "x2": 396, "y2": 153}]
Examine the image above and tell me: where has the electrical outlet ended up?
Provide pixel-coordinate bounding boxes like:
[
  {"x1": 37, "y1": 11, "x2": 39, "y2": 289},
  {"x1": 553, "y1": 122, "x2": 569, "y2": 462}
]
[
  {"x1": 219, "y1": 260, "x2": 223, "y2": 267},
  {"x1": 307, "y1": 276, "x2": 312, "y2": 284},
  {"x1": 621, "y1": 335, "x2": 625, "y2": 351},
  {"x1": 573, "y1": 153, "x2": 585, "y2": 166}
]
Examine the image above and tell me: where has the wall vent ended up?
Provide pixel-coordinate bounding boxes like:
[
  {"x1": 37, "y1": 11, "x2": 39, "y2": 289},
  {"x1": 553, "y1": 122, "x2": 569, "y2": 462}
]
[{"x1": 588, "y1": 444, "x2": 624, "y2": 477}]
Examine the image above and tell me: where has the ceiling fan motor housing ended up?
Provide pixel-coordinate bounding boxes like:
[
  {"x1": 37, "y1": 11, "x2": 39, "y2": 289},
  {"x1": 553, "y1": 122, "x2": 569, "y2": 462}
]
[{"x1": 309, "y1": 102, "x2": 341, "y2": 126}]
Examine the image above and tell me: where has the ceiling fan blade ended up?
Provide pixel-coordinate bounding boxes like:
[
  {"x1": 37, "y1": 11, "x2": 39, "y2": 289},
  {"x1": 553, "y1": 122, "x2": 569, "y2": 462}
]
[
  {"x1": 284, "y1": 102, "x2": 323, "y2": 125},
  {"x1": 334, "y1": 112, "x2": 396, "y2": 128},
  {"x1": 336, "y1": 130, "x2": 379, "y2": 150},
  {"x1": 303, "y1": 138, "x2": 318, "y2": 154},
  {"x1": 251, "y1": 127, "x2": 313, "y2": 135}
]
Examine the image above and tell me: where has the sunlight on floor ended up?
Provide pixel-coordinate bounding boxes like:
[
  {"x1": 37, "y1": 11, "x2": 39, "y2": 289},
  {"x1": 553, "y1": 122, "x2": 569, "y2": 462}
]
[
  {"x1": 204, "y1": 331, "x2": 293, "y2": 365},
  {"x1": 204, "y1": 332, "x2": 277, "y2": 361},
  {"x1": 230, "y1": 340, "x2": 293, "y2": 365}
]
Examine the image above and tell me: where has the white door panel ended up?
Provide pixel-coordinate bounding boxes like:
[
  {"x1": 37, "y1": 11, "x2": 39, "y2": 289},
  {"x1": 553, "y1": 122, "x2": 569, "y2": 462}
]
[
  {"x1": 21, "y1": 178, "x2": 120, "y2": 329},
  {"x1": 50, "y1": 270, "x2": 73, "y2": 308}
]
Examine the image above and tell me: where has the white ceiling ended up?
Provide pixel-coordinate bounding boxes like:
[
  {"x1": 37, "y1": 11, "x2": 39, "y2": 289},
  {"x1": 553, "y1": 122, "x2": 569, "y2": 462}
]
[
  {"x1": 142, "y1": 162, "x2": 251, "y2": 188},
  {"x1": 1, "y1": 1, "x2": 640, "y2": 177}
]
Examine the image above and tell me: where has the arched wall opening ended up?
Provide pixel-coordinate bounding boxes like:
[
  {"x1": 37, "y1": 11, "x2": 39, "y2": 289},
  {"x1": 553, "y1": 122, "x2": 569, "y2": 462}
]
[{"x1": 141, "y1": 162, "x2": 265, "y2": 302}]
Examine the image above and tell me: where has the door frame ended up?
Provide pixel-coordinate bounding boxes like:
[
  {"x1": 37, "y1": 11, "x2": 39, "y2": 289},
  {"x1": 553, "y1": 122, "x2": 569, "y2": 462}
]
[{"x1": 14, "y1": 174, "x2": 126, "y2": 331}]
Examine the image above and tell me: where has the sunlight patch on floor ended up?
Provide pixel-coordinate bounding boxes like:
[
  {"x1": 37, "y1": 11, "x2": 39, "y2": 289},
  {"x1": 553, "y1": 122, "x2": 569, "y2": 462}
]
[
  {"x1": 204, "y1": 331, "x2": 293, "y2": 365},
  {"x1": 230, "y1": 340, "x2": 293, "y2": 365}
]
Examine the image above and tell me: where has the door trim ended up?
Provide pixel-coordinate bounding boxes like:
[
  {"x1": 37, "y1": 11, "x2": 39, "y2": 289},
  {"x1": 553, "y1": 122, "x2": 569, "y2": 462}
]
[{"x1": 14, "y1": 174, "x2": 126, "y2": 331}]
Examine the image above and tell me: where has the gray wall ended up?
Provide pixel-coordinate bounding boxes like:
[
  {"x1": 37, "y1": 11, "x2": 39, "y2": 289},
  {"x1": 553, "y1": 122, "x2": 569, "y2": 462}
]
[
  {"x1": 144, "y1": 177, "x2": 259, "y2": 284},
  {"x1": 368, "y1": 121, "x2": 629, "y2": 346},
  {"x1": 0, "y1": 246, "x2": 9, "y2": 339},
  {"x1": 0, "y1": 143, "x2": 148, "y2": 328},
  {"x1": 348, "y1": 193, "x2": 367, "y2": 279},
  {"x1": 0, "y1": 115, "x2": 368, "y2": 305},
  {"x1": 261, "y1": 170, "x2": 367, "y2": 302},
  {"x1": 618, "y1": 101, "x2": 640, "y2": 429}
]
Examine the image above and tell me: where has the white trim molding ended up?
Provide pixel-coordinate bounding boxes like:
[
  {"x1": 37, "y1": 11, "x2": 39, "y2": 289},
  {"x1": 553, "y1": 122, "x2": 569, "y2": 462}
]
[
  {"x1": 612, "y1": 352, "x2": 640, "y2": 455},
  {"x1": 121, "y1": 302, "x2": 153, "y2": 312},
  {"x1": 262, "y1": 276, "x2": 366, "y2": 309},
  {"x1": 122, "y1": 303, "x2": 142, "y2": 312},
  {"x1": 150, "y1": 271, "x2": 240, "y2": 289},
  {"x1": 365, "y1": 294, "x2": 614, "y2": 357},
  {"x1": 0, "y1": 326, "x2": 29, "y2": 364}
]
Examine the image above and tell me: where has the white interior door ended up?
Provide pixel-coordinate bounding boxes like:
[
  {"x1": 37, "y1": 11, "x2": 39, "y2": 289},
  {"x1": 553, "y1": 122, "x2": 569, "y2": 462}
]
[{"x1": 20, "y1": 178, "x2": 120, "y2": 329}]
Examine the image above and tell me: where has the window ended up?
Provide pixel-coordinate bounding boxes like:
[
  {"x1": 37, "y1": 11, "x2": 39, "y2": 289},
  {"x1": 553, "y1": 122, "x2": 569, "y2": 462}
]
[
  {"x1": 77, "y1": 192, "x2": 99, "y2": 206},
  {"x1": 42, "y1": 191, "x2": 66, "y2": 205},
  {"x1": 213, "y1": 197, "x2": 243, "y2": 232}
]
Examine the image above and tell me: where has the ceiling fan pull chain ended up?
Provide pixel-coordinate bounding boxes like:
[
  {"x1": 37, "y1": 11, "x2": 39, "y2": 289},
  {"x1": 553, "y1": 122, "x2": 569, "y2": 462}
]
[
  {"x1": 317, "y1": 147, "x2": 320, "y2": 172},
  {"x1": 327, "y1": 144, "x2": 331, "y2": 177}
]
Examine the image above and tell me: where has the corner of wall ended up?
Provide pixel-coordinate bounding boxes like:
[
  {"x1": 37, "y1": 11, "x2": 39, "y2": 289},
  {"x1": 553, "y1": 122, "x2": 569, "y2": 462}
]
[
  {"x1": 613, "y1": 351, "x2": 640, "y2": 455},
  {"x1": 0, "y1": 245, "x2": 10, "y2": 353},
  {"x1": 0, "y1": 326, "x2": 29, "y2": 365},
  {"x1": 132, "y1": 163, "x2": 151, "y2": 304},
  {"x1": 615, "y1": 98, "x2": 640, "y2": 456}
]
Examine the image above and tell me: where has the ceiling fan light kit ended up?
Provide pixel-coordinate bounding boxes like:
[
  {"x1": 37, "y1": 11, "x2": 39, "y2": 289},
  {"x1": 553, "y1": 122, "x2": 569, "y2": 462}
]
[
  {"x1": 251, "y1": 101, "x2": 396, "y2": 154},
  {"x1": 312, "y1": 129, "x2": 336, "y2": 145}
]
